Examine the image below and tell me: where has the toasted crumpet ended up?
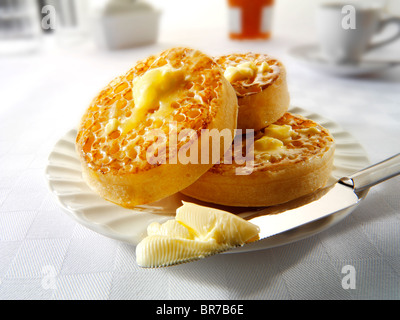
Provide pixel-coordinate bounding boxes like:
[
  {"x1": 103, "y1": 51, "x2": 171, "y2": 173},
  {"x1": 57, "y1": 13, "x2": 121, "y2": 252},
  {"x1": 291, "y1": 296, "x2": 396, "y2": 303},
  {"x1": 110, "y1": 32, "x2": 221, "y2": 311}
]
[
  {"x1": 216, "y1": 53, "x2": 290, "y2": 131},
  {"x1": 76, "y1": 47, "x2": 238, "y2": 208},
  {"x1": 181, "y1": 113, "x2": 335, "y2": 207}
]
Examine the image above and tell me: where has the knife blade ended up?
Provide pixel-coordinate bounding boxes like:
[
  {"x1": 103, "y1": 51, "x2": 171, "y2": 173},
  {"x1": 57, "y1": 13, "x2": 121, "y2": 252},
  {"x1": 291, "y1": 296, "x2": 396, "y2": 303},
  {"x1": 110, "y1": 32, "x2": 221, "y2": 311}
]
[{"x1": 246, "y1": 153, "x2": 400, "y2": 241}]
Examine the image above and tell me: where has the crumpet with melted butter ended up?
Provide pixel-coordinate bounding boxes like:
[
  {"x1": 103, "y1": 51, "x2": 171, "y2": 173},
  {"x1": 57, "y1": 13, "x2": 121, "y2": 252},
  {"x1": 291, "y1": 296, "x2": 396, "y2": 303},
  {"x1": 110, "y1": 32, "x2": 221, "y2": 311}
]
[
  {"x1": 216, "y1": 53, "x2": 290, "y2": 131},
  {"x1": 76, "y1": 47, "x2": 238, "y2": 208},
  {"x1": 181, "y1": 113, "x2": 335, "y2": 207}
]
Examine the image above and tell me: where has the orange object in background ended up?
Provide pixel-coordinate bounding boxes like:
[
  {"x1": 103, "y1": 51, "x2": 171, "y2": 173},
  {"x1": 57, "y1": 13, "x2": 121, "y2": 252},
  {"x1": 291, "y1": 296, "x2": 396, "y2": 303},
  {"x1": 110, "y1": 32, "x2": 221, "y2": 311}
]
[{"x1": 227, "y1": 0, "x2": 274, "y2": 40}]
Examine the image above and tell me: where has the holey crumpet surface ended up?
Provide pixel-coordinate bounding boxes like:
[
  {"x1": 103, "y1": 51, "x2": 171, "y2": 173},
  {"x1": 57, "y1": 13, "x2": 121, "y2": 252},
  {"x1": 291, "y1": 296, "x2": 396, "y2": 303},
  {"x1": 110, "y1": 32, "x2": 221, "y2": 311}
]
[
  {"x1": 216, "y1": 52, "x2": 290, "y2": 131},
  {"x1": 75, "y1": 47, "x2": 238, "y2": 208},
  {"x1": 182, "y1": 112, "x2": 335, "y2": 207}
]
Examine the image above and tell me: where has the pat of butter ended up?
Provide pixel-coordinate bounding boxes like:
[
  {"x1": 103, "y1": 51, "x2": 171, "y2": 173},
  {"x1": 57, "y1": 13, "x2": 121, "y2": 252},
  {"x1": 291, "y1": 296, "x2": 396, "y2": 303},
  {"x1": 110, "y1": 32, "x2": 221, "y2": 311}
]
[
  {"x1": 254, "y1": 125, "x2": 295, "y2": 152},
  {"x1": 136, "y1": 202, "x2": 260, "y2": 268},
  {"x1": 121, "y1": 64, "x2": 186, "y2": 133},
  {"x1": 299, "y1": 126, "x2": 321, "y2": 134},
  {"x1": 258, "y1": 61, "x2": 270, "y2": 73},
  {"x1": 224, "y1": 61, "x2": 270, "y2": 83},
  {"x1": 264, "y1": 124, "x2": 294, "y2": 140},
  {"x1": 224, "y1": 61, "x2": 258, "y2": 82},
  {"x1": 147, "y1": 219, "x2": 194, "y2": 240},
  {"x1": 105, "y1": 118, "x2": 120, "y2": 135},
  {"x1": 254, "y1": 136, "x2": 284, "y2": 152}
]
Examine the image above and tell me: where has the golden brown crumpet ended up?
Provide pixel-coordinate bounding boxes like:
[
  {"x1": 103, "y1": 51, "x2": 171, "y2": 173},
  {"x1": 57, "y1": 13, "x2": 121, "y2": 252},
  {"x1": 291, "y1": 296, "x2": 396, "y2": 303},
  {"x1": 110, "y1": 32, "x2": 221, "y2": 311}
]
[
  {"x1": 76, "y1": 47, "x2": 238, "y2": 208},
  {"x1": 216, "y1": 53, "x2": 290, "y2": 131},
  {"x1": 182, "y1": 113, "x2": 335, "y2": 207}
]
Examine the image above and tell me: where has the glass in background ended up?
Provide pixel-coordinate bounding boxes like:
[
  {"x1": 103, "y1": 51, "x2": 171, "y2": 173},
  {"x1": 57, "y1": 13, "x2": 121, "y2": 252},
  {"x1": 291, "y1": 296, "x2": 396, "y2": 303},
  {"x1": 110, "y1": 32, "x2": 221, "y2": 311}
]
[
  {"x1": 45, "y1": 0, "x2": 89, "y2": 46},
  {"x1": 0, "y1": 0, "x2": 42, "y2": 55}
]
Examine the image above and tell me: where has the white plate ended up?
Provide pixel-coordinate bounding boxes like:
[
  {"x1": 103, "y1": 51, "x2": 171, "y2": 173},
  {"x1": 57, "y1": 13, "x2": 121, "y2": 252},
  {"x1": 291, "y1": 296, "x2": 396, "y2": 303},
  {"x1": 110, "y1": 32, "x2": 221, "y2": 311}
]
[
  {"x1": 288, "y1": 44, "x2": 399, "y2": 77},
  {"x1": 45, "y1": 106, "x2": 370, "y2": 253}
]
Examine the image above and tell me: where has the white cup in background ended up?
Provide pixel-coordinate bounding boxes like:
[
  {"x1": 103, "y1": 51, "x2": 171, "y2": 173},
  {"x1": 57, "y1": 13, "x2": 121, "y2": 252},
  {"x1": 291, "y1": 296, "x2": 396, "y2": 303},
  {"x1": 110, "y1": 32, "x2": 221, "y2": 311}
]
[{"x1": 316, "y1": 0, "x2": 400, "y2": 64}]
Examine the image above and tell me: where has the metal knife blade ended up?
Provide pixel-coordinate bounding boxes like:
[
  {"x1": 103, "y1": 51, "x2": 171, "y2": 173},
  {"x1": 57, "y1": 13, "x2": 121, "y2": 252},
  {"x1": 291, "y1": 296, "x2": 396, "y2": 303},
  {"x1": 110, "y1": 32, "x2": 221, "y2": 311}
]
[
  {"x1": 247, "y1": 182, "x2": 359, "y2": 240},
  {"x1": 246, "y1": 153, "x2": 400, "y2": 242}
]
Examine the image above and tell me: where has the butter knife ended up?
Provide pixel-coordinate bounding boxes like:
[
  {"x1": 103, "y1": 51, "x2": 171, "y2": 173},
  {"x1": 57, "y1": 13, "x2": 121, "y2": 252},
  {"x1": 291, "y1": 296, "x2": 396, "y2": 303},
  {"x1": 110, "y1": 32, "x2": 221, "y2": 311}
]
[{"x1": 246, "y1": 153, "x2": 400, "y2": 243}]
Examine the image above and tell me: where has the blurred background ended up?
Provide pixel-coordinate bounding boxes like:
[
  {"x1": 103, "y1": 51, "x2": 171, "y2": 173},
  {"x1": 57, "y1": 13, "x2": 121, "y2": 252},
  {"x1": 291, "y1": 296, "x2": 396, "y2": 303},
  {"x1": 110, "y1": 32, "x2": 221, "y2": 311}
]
[
  {"x1": 1, "y1": 0, "x2": 400, "y2": 158},
  {"x1": 1, "y1": 0, "x2": 399, "y2": 54}
]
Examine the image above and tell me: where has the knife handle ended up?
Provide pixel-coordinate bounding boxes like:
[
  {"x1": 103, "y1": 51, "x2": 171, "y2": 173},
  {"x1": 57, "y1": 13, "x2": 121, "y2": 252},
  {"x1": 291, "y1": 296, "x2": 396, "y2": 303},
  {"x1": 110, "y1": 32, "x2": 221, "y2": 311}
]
[{"x1": 341, "y1": 153, "x2": 400, "y2": 193}]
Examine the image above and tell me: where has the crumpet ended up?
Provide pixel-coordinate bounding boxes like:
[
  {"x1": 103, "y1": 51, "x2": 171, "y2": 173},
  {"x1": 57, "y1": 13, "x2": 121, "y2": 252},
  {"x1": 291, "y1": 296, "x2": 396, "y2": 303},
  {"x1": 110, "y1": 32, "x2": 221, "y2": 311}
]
[
  {"x1": 216, "y1": 53, "x2": 290, "y2": 131},
  {"x1": 76, "y1": 47, "x2": 238, "y2": 208},
  {"x1": 181, "y1": 113, "x2": 335, "y2": 207}
]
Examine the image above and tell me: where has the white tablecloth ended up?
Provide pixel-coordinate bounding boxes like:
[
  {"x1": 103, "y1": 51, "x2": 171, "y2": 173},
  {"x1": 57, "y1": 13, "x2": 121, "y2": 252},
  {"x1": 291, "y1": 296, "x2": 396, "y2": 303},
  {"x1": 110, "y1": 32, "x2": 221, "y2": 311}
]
[{"x1": 0, "y1": 0, "x2": 399, "y2": 300}]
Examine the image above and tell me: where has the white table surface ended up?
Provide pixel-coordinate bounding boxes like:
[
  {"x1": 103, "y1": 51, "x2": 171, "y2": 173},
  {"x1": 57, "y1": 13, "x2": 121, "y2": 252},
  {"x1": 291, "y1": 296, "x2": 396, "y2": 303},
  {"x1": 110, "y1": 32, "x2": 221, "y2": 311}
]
[{"x1": 0, "y1": 0, "x2": 399, "y2": 300}]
